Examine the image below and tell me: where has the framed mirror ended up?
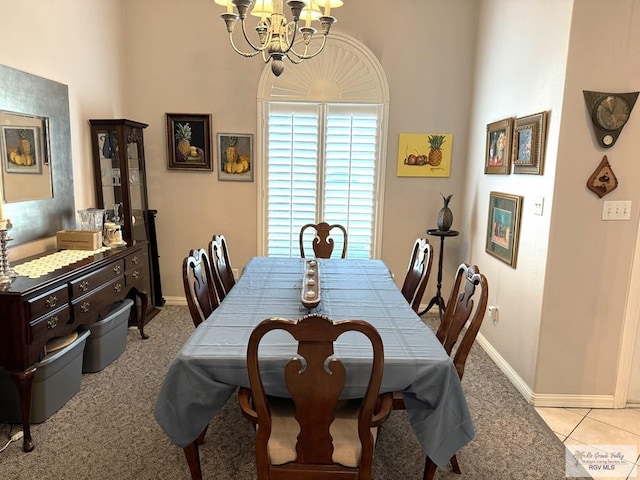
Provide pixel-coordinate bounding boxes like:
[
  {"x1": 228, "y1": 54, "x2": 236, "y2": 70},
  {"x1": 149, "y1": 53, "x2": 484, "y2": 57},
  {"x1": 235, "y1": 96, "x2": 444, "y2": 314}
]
[{"x1": 0, "y1": 65, "x2": 75, "y2": 245}]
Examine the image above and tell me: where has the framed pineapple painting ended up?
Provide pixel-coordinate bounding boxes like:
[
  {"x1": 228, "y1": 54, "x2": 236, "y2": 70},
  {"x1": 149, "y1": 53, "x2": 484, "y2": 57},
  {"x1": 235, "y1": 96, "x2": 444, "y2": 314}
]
[
  {"x1": 166, "y1": 113, "x2": 212, "y2": 171},
  {"x1": 1, "y1": 124, "x2": 45, "y2": 174},
  {"x1": 397, "y1": 133, "x2": 453, "y2": 177},
  {"x1": 217, "y1": 133, "x2": 253, "y2": 182}
]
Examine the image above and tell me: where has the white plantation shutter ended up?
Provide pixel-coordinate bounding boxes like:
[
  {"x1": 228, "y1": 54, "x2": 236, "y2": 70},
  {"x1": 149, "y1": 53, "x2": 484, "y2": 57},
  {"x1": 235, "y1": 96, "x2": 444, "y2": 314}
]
[
  {"x1": 323, "y1": 104, "x2": 379, "y2": 259},
  {"x1": 267, "y1": 103, "x2": 320, "y2": 257},
  {"x1": 265, "y1": 102, "x2": 381, "y2": 258}
]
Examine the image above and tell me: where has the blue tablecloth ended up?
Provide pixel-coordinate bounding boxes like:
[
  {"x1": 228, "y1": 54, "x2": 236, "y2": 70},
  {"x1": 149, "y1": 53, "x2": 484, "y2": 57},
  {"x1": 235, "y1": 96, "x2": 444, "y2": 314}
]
[{"x1": 153, "y1": 257, "x2": 474, "y2": 467}]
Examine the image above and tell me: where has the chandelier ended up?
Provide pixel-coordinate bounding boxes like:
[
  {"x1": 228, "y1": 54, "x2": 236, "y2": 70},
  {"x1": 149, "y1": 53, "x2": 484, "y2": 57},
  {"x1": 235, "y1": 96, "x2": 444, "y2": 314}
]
[{"x1": 214, "y1": 0, "x2": 342, "y2": 76}]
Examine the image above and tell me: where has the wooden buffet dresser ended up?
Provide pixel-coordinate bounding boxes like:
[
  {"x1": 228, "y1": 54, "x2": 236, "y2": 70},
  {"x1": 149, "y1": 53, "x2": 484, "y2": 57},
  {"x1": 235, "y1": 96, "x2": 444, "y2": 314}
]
[{"x1": 0, "y1": 242, "x2": 151, "y2": 452}]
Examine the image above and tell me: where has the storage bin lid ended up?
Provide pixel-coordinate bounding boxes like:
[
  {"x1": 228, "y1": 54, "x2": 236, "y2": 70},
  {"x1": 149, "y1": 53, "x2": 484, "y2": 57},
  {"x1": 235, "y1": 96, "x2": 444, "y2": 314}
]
[{"x1": 45, "y1": 331, "x2": 78, "y2": 354}]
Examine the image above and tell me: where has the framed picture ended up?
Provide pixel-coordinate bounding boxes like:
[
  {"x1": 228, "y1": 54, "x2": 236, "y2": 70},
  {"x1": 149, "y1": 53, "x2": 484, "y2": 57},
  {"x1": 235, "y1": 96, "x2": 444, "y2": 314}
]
[
  {"x1": 485, "y1": 191, "x2": 523, "y2": 268},
  {"x1": 513, "y1": 111, "x2": 548, "y2": 175},
  {"x1": 484, "y1": 118, "x2": 514, "y2": 175},
  {"x1": 396, "y1": 133, "x2": 453, "y2": 177},
  {"x1": 1, "y1": 124, "x2": 46, "y2": 174},
  {"x1": 166, "y1": 113, "x2": 212, "y2": 171},
  {"x1": 217, "y1": 133, "x2": 253, "y2": 182}
]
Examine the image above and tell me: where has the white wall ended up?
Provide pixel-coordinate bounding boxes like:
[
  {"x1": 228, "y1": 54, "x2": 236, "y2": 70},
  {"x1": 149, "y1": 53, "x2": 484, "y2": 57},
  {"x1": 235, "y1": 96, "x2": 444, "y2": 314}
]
[{"x1": 462, "y1": 0, "x2": 572, "y2": 388}]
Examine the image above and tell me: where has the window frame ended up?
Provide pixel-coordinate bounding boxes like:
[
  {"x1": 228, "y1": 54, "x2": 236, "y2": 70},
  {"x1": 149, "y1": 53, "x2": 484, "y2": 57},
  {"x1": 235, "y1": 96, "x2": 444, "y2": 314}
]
[
  {"x1": 260, "y1": 101, "x2": 384, "y2": 259},
  {"x1": 255, "y1": 32, "x2": 389, "y2": 259}
]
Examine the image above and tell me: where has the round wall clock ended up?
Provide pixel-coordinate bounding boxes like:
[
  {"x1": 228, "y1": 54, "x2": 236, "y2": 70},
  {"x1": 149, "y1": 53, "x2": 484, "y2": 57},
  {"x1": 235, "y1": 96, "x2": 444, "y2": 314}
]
[{"x1": 583, "y1": 91, "x2": 639, "y2": 148}]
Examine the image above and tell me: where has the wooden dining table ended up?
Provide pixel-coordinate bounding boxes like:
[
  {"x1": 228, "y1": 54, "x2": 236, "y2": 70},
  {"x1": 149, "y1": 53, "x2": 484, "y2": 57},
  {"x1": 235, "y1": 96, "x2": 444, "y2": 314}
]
[{"x1": 153, "y1": 257, "x2": 475, "y2": 477}]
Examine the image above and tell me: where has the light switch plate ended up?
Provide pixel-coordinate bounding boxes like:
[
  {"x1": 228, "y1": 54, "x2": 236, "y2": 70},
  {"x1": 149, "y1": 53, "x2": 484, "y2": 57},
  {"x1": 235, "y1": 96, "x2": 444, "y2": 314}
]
[
  {"x1": 533, "y1": 196, "x2": 544, "y2": 216},
  {"x1": 602, "y1": 201, "x2": 632, "y2": 221}
]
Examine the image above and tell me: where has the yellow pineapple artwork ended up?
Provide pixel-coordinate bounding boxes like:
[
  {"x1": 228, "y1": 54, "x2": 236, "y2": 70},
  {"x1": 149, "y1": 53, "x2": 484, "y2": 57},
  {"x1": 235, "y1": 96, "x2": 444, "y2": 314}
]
[
  {"x1": 397, "y1": 133, "x2": 453, "y2": 178},
  {"x1": 2, "y1": 126, "x2": 42, "y2": 174},
  {"x1": 167, "y1": 114, "x2": 213, "y2": 171},
  {"x1": 175, "y1": 122, "x2": 204, "y2": 162},
  {"x1": 218, "y1": 133, "x2": 253, "y2": 182}
]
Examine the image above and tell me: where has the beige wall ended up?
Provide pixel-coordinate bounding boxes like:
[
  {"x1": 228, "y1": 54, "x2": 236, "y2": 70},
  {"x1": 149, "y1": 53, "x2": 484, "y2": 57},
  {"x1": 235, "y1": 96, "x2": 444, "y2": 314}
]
[
  {"x1": 120, "y1": 0, "x2": 480, "y2": 301},
  {"x1": 537, "y1": 0, "x2": 640, "y2": 396},
  {"x1": 0, "y1": 0, "x2": 126, "y2": 259},
  {"x1": 2, "y1": 0, "x2": 639, "y2": 403}
]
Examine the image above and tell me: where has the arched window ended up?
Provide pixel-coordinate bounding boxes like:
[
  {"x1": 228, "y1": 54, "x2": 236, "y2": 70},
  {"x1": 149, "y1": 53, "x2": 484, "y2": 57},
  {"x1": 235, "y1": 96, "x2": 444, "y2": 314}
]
[{"x1": 257, "y1": 32, "x2": 389, "y2": 258}]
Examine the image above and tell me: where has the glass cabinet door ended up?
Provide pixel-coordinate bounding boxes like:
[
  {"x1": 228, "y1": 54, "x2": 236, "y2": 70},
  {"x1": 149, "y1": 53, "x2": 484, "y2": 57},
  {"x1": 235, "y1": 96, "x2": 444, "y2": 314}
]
[
  {"x1": 90, "y1": 118, "x2": 164, "y2": 318},
  {"x1": 96, "y1": 128, "x2": 124, "y2": 228},
  {"x1": 125, "y1": 128, "x2": 149, "y2": 243},
  {"x1": 90, "y1": 119, "x2": 150, "y2": 244}
]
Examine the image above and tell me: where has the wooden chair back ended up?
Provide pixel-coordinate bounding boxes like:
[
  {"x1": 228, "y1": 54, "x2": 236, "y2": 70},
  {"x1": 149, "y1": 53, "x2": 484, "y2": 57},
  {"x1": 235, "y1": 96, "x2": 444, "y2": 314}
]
[
  {"x1": 424, "y1": 263, "x2": 488, "y2": 479},
  {"x1": 238, "y1": 314, "x2": 393, "y2": 480},
  {"x1": 299, "y1": 222, "x2": 348, "y2": 259},
  {"x1": 436, "y1": 263, "x2": 489, "y2": 380},
  {"x1": 182, "y1": 248, "x2": 219, "y2": 328},
  {"x1": 208, "y1": 234, "x2": 236, "y2": 301},
  {"x1": 400, "y1": 238, "x2": 434, "y2": 312}
]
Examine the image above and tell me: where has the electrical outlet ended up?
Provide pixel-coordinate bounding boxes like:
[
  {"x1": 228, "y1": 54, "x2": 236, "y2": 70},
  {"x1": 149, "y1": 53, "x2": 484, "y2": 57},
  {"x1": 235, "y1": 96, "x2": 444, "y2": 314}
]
[
  {"x1": 488, "y1": 306, "x2": 499, "y2": 325},
  {"x1": 232, "y1": 268, "x2": 239, "y2": 279}
]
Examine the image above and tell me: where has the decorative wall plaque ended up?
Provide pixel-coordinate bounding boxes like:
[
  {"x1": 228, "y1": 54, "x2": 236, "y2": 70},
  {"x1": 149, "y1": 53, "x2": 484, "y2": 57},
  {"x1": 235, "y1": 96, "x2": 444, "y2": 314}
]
[{"x1": 586, "y1": 155, "x2": 618, "y2": 198}]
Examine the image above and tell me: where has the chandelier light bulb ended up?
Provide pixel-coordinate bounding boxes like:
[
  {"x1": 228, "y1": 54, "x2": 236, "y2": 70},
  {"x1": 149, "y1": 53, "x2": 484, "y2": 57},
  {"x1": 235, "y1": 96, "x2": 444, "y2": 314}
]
[{"x1": 215, "y1": 0, "x2": 341, "y2": 76}]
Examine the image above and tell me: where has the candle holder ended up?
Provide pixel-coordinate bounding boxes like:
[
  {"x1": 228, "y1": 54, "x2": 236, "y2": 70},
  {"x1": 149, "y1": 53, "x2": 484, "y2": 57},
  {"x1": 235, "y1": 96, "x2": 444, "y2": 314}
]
[{"x1": 0, "y1": 219, "x2": 16, "y2": 286}]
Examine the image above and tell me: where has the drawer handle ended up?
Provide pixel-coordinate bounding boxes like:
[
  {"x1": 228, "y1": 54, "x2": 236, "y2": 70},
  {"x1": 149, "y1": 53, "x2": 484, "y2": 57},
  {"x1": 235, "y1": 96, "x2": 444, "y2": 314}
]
[
  {"x1": 114, "y1": 283, "x2": 122, "y2": 293},
  {"x1": 113, "y1": 265, "x2": 122, "y2": 275},
  {"x1": 79, "y1": 280, "x2": 90, "y2": 292},
  {"x1": 132, "y1": 270, "x2": 140, "y2": 279},
  {"x1": 45, "y1": 295, "x2": 57, "y2": 308},
  {"x1": 80, "y1": 301, "x2": 91, "y2": 313},
  {"x1": 46, "y1": 316, "x2": 59, "y2": 329},
  {"x1": 132, "y1": 256, "x2": 139, "y2": 265}
]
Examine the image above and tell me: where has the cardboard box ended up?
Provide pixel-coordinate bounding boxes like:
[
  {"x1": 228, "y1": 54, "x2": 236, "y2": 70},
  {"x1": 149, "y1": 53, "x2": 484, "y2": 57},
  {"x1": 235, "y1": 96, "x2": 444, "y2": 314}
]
[{"x1": 56, "y1": 230, "x2": 103, "y2": 251}]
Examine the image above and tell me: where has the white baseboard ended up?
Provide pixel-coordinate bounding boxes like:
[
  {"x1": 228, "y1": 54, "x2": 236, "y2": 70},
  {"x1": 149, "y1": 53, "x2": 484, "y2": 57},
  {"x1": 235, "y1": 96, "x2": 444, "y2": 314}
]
[
  {"x1": 164, "y1": 296, "x2": 187, "y2": 306},
  {"x1": 474, "y1": 332, "x2": 534, "y2": 402},
  {"x1": 475, "y1": 332, "x2": 616, "y2": 409}
]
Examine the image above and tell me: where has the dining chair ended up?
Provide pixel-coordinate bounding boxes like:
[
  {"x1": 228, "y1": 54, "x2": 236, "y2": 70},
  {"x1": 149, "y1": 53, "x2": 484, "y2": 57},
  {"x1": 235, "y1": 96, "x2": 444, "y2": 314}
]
[
  {"x1": 424, "y1": 263, "x2": 488, "y2": 480},
  {"x1": 393, "y1": 238, "x2": 434, "y2": 410},
  {"x1": 238, "y1": 314, "x2": 393, "y2": 480},
  {"x1": 400, "y1": 238, "x2": 434, "y2": 313},
  {"x1": 208, "y1": 234, "x2": 236, "y2": 301},
  {"x1": 299, "y1": 222, "x2": 348, "y2": 259},
  {"x1": 182, "y1": 248, "x2": 219, "y2": 328}
]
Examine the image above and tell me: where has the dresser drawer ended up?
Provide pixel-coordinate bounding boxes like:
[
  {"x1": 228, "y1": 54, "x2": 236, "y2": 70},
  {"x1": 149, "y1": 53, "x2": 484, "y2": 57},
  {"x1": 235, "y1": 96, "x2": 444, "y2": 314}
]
[
  {"x1": 125, "y1": 249, "x2": 147, "y2": 270},
  {"x1": 125, "y1": 248, "x2": 148, "y2": 291},
  {"x1": 126, "y1": 264, "x2": 148, "y2": 290},
  {"x1": 29, "y1": 304, "x2": 73, "y2": 345},
  {"x1": 27, "y1": 284, "x2": 69, "y2": 321},
  {"x1": 72, "y1": 275, "x2": 127, "y2": 325},
  {"x1": 70, "y1": 259, "x2": 125, "y2": 299}
]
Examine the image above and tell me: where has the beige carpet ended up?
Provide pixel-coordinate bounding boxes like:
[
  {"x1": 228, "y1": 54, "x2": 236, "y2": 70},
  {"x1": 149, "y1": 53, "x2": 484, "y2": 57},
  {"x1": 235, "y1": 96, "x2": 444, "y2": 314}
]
[{"x1": 0, "y1": 305, "x2": 579, "y2": 479}]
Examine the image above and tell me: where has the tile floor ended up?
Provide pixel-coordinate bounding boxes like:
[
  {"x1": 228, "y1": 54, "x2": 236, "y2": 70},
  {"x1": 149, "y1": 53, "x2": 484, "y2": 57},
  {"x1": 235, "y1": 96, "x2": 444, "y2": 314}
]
[{"x1": 535, "y1": 406, "x2": 640, "y2": 479}]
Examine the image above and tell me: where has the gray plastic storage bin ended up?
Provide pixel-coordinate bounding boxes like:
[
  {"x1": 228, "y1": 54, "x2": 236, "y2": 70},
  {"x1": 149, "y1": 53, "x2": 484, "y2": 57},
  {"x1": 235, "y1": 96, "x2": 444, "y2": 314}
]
[
  {"x1": 82, "y1": 298, "x2": 134, "y2": 373},
  {"x1": 0, "y1": 328, "x2": 90, "y2": 424}
]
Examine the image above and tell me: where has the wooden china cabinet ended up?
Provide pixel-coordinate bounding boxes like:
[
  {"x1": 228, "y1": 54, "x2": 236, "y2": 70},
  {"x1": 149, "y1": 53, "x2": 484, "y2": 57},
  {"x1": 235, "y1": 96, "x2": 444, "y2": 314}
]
[{"x1": 88, "y1": 119, "x2": 164, "y2": 324}]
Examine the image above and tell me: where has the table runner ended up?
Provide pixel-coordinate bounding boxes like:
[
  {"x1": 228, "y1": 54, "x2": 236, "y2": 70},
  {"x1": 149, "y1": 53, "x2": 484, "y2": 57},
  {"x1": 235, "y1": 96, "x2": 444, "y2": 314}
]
[{"x1": 154, "y1": 257, "x2": 474, "y2": 467}]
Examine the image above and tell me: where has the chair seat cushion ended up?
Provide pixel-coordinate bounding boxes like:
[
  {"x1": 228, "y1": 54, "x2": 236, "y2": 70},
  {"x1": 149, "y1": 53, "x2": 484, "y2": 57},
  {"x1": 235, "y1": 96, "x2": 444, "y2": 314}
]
[{"x1": 266, "y1": 397, "x2": 377, "y2": 467}]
